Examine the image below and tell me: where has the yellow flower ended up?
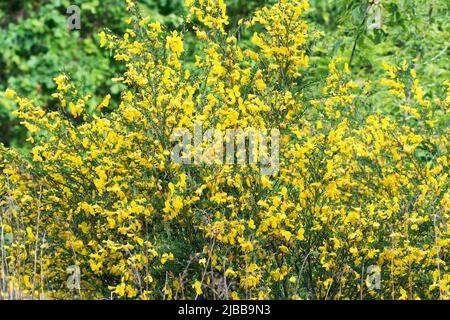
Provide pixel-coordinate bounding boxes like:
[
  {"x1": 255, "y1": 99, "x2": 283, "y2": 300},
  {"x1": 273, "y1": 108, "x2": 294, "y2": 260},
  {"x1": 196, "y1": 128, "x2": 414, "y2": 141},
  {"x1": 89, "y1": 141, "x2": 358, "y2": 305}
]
[
  {"x1": 114, "y1": 283, "x2": 126, "y2": 297},
  {"x1": 69, "y1": 101, "x2": 84, "y2": 118},
  {"x1": 78, "y1": 222, "x2": 91, "y2": 234},
  {"x1": 4, "y1": 88, "x2": 16, "y2": 99},
  {"x1": 161, "y1": 253, "x2": 174, "y2": 264},
  {"x1": 166, "y1": 30, "x2": 184, "y2": 58},
  {"x1": 99, "y1": 31, "x2": 107, "y2": 47},
  {"x1": 193, "y1": 281, "x2": 203, "y2": 295},
  {"x1": 98, "y1": 94, "x2": 111, "y2": 110}
]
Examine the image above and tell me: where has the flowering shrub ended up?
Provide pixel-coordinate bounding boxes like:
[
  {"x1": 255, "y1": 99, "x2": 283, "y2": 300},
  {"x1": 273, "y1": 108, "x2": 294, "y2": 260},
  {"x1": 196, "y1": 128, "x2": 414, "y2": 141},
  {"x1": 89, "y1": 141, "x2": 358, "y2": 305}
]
[{"x1": 0, "y1": 0, "x2": 449, "y2": 300}]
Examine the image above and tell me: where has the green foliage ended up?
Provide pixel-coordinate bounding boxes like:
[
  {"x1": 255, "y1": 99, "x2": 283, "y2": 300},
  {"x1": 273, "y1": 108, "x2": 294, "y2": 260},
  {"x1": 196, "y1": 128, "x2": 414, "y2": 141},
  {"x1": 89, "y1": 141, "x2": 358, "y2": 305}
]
[
  {"x1": 0, "y1": 0, "x2": 129, "y2": 147},
  {"x1": 307, "y1": 0, "x2": 449, "y2": 107}
]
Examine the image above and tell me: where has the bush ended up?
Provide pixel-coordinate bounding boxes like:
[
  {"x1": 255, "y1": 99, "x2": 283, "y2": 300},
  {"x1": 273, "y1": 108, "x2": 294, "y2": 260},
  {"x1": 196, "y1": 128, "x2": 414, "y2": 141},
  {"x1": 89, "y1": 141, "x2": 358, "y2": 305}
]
[{"x1": 0, "y1": 0, "x2": 449, "y2": 300}]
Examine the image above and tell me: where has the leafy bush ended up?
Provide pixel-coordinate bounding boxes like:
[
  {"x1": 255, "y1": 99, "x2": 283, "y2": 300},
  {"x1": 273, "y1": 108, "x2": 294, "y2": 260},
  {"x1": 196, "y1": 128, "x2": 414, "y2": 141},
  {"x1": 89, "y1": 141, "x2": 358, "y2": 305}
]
[{"x1": 0, "y1": 0, "x2": 449, "y2": 300}]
